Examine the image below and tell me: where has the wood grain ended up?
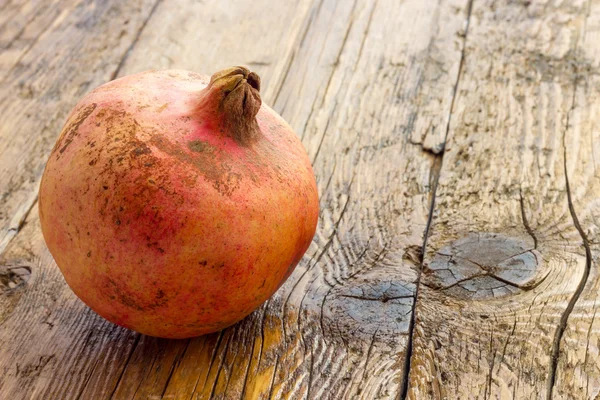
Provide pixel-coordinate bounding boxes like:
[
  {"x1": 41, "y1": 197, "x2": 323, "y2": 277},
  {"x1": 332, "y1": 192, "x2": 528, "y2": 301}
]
[
  {"x1": 0, "y1": 0, "x2": 472, "y2": 398},
  {"x1": 0, "y1": 0, "x2": 161, "y2": 254},
  {"x1": 3, "y1": 0, "x2": 600, "y2": 398},
  {"x1": 122, "y1": 0, "x2": 470, "y2": 398},
  {"x1": 0, "y1": 0, "x2": 80, "y2": 81},
  {"x1": 406, "y1": 0, "x2": 597, "y2": 398},
  {"x1": 553, "y1": 1, "x2": 600, "y2": 398}
]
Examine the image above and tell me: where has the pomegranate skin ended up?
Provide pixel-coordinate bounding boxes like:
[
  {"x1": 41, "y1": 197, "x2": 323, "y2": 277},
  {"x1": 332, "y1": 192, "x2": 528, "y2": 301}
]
[{"x1": 39, "y1": 68, "x2": 319, "y2": 338}]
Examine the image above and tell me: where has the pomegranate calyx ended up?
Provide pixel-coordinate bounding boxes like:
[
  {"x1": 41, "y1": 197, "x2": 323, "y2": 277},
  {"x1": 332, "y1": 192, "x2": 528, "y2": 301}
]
[{"x1": 200, "y1": 66, "x2": 262, "y2": 146}]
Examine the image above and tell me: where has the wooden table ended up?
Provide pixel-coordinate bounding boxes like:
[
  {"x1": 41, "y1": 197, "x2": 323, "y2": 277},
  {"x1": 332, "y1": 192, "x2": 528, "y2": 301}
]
[{"x1": 1, "y1": 0, "x2": 599, "y2": 398}]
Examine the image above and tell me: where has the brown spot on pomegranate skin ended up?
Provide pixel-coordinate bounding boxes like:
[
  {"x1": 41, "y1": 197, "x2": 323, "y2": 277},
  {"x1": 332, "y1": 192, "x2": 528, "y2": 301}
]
[
  {"x1": 105, "y1": 278, "x2": 169, "y2": 311},
  {"x1": 187, "y1": 140, "x2": 213, "y2": 153},
  {"x1": 53, "y1": 103, "x2": 97, "y2": 158},
  {"x1": 150, "y1": 134, "x2": 245, "y2": 196},
  {"x1": 80, "y1": 108, "x2": 186, "y2": 255},
  {"x1": 130, "y1": 142, "x2": 151, "y2": 157}
]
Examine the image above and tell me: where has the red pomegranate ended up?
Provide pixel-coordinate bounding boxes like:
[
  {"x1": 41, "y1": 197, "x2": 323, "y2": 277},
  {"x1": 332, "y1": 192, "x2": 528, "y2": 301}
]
[{"x1": 39, "y1": 67, "x2": 319, "y2": 338}]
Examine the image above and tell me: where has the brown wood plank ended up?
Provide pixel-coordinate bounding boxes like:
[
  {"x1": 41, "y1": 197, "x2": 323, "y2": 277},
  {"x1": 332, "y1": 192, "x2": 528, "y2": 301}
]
[
  {"x1": 0, "y1": 0, "x2": 161, "y2": 254},
  {"x1": 406, "y1": 0, "x2": 597, "y2": 399},
  {"x1": 553, "y1": 1, "x2": 600, "y2": 398},
  {"x1": 0, "y1": 0, "x2": 314, "y2": 398},
  {"x1": 122, "y1": 0, "x2": 471, "y2": 398},
  {"x1": 0, "y1": 0, "x2": 473, "y2": 399},
  {"x1": 0, "y1": 0, "x2": 81, "y2": 81}
]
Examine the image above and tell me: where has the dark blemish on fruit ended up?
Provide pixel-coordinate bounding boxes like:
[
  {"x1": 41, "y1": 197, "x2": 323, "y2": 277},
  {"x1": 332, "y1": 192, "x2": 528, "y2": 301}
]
[
  {"x1": 87, "y1": 251, "x2": 91, "y2": 257},
  {"x1": 54, "y1": 103, "x2": 97, "y2": 157},
  {"x1": 199, "y1": 260, "x2": 208, "y2": 266},
  {"x1": 187, "y1": 140, "x2": 212, "y2": 153},
  {"x1": 150, "y1": 135, "x2": 243, "y2": 196},
  {"x1": 103, "y1": 185, "x2": 109, "y2": 190},
  {"x1": 105, "y1": 278, "x2": 169, "y2": 311},
  {"x1": 131, "y1": 142, "x2": 151, "y2": 157}
]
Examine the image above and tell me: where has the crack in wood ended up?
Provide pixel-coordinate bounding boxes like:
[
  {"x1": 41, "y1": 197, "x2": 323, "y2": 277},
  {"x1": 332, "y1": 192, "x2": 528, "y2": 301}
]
[
  {"x1": 110, "y1": 0, "x2": 164, "y2": 81},
  {"x1": 519, "y1": 189, "x2": 538, "y2": 249},
  {"x1": 108, "y1": 333, "x2": 141, "y2": 399},
  {"x1": 207, "y1": 332, "x2": 233, "y2": 399},
  {"x1": 0, "y1": 194, "x2": 37, "y2": 257},
  {"x1": 546, "y1": 80, "x2": 594, "y2": 400},
  {"x1": 160, "y1": 339, "x2": 190, "y2": 398},
  {"x1": 399, "y1": 0, "x2": 475, "y2": 397}
]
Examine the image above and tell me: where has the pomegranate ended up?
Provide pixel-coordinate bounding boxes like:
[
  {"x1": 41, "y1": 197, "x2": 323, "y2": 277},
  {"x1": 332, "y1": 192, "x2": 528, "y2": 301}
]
[{"x1": 39, "y1": 67, "x2": 319, "y2": 338}]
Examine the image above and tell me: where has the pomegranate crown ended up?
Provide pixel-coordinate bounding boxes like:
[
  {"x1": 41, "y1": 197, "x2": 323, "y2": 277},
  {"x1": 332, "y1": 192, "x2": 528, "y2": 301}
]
[{"x1": 201, "y1": 66, "x2": 263, "y2": 145}]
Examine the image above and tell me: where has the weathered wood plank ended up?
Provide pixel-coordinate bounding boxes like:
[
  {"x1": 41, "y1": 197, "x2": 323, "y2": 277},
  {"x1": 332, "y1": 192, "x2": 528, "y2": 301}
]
[
  {"x1": 553, "y1": 1, "x2": 600, "y2": 398},
  {"x1": 134, "y1": 0, "x2": 471, "y2": 398},
  {"x1": 0, "y1": 0, "x2": 472, "y2": 399},
  {"x1": 0, "y1": 0, "x2": 161, "y2": 254},
  {"x1": 0, "y1": 0, "x2": 314, "y2": 398},
  {"x1": 0, "y1": 0, "x2": 81, "y2": 81},
  {"x1": 406, "y1": 0, "x2": 596, "y2": 398}
]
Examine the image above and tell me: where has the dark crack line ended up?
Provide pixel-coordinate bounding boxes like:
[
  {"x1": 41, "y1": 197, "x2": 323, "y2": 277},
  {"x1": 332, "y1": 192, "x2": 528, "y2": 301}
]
[
  {"x1": 75, "y1": 352, "x2": 101, "y2": 400},
  {"x1": 585, "y1": 299, "x2": 597, "y2": 399},
  {"x1": 361, "y1": 329, "x2": 379, "y2": 383},
  {"x1": 519, "y1": 189, "x2": 538, "y2": 249},
  {"x1": 272, "y1": 0, "x2": 326, "y2": 108},
  {"x1": 339, "y1": 294, "x2": 413, "y2": 302},
  {"x1": 267, "y1": 356, "x2": 280, "y2": 400},
  {"x1": 218, "y1": 331, "x2": 237, "y2": 395},
  {"x1": 399, "y1": 0, "x2": 474, "y2": 398},
  {"x1": 305, "y1": 343, "x2": 316, "y2": 400},
  {"x1": 546, "y1": 75, "x2": 593, "y2": 400},
  {"x1": 109, "y1": 333, "x2": 141, "y2": 399},
  {"x1": 110, "y1": 0, "x2": 163, "y2": 81},
  {"x1": 159, "y1": 339, "x2": 190, "y2": 399},
  {"x1": 208, "y1": 332, "x2": 233, "y2": 400},
  {"x1": 239, "y1": 309, "x2": 263, "y2": 400},
  {"x1": 0, "y1": 0, "x2": 79, "y2": 86},
  {"x1": 0, "y1": 193, "x2": 38, "y2": 256},
  {"x1": 497, "y1": 314, "x2": 517, "y2": 375},
  {"x1": 189, "y1": 330, "x2": 223, "y2": 400},
  {"x1": 484, "y1": 327, "x2": 496, "y2": 400}
]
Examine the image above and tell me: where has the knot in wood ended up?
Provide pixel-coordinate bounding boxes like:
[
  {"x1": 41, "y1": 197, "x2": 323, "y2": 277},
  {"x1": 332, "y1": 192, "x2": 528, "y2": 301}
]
[
  {"x1": 422, "y1": 233, "x2": 542, "y2": 299},
  {"x1": 322, "y1": 275, "x2": 415, "y2": 343},
  {"x1": 0, "y1": 263, "x2": 32, "y2": 293}
]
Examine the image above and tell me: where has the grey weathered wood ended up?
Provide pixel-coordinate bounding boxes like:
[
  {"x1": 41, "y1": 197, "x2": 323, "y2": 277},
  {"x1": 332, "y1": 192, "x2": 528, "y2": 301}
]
[
  {"x1": 407, "y1": 0, "x2": 598, "y2": 398},
  {"x1": 553, "y1": 1, "x2": 600, "y2": 398},
  {"x1": 2, "y1": 0, "x2": 600, "y2": 398},
  {"x1": 0, "y1": 0, "x2": 80, "y2": 82},
  {"x1": 122, "y1": 0, "x2": 470, "y2": 398},
  {"x1": 0, "y1": 0, "x2": 472, "y2": 398},
  {"x1": 0, "y1": 0, "x2": 161, "y2": 254}
]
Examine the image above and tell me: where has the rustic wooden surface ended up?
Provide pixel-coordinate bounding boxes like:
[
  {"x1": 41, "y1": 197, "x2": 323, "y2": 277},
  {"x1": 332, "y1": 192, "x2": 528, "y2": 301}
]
[{"x1": 0, "y1": 0, "x2": 599, "y2": 399}]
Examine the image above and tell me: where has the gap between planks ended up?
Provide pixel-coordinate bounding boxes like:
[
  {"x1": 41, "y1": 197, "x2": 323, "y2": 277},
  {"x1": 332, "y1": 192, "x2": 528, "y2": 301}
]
[{"x1": 399, "y1": 0, "x2": 475, "y2": 397}]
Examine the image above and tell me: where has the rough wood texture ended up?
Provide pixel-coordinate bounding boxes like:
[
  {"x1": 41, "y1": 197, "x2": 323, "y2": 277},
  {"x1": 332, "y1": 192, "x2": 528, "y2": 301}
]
[
  {"x1": 407, "y1": 0, "x2": 597, "y2": 399},
  {"x1": 553, "y1": 1, "x2": 600, "y2": 398},
  {"x1": 1, "y1": 0, "x2": 600, "y2": 399},
  {"x1": 0, "y1": 0, "x2": 161, "y2": 253}
]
